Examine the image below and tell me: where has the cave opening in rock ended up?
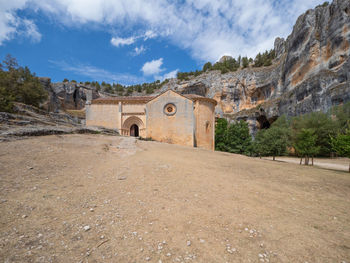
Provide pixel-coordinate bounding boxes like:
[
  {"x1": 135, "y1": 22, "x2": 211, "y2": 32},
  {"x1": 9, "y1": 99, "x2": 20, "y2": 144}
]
[
  {"x1": 257, "y1": 115, "x2": 270, "y2": 129},
  {"x1": 257, "y1": 115, "x2": 279, "y2": 130}
]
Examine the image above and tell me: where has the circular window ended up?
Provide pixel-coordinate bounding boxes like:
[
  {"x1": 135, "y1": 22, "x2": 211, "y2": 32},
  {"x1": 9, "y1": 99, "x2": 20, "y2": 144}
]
[{"x1": 164, "y1": 103, "x2": 177, "y2": 116}]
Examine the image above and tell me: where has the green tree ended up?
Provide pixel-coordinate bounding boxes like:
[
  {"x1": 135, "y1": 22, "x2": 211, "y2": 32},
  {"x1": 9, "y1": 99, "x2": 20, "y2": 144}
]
[
  {"x1": 225, "y1": 120, "x2": 252, "y2": 155},
  {"x1": 291, "y1": 111, "x2": 337, "y2": 156},
  {"x1": 294, "y1": 128, "x2": 320, "y2": 165},
  {"x1": 215, "y1": 118, "x2": 228, "y2": 151},
  {"x1": 331, "y1": 128, "x2": 350, "y2": 172},
  {"x1": 0, "y1": 55, "x2": 47, "y2": 111},
  {"x1": 254, "y1": 123, "x2": 289, "y2": 160},
  {"x1": 242, "y1": 57, "x2": 249, "y2": 68},
  {"x1": 202, "y1": 62, "x2": 212, "y2": 72}
]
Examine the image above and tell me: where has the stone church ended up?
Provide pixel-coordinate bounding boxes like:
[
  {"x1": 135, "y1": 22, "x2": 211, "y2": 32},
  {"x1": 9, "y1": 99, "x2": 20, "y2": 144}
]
[{"x1": 86, "y1": 89, "x2": 217, "y2": 150}]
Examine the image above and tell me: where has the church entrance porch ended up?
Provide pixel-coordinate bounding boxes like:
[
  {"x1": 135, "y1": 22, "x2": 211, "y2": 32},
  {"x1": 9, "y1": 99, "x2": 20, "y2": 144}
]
[{"x1": 130, "y1": 124, "x2": 139, "y2": 137}]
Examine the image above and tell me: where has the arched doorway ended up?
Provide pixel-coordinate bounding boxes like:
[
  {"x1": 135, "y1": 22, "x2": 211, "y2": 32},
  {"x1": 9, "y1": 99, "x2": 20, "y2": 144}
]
[
  {"x1": 130, "y1": 124, "x2": 139, "y2": 137},
  {"x1": 122, "y1": 116, "x2": 144, "y2": 137}
]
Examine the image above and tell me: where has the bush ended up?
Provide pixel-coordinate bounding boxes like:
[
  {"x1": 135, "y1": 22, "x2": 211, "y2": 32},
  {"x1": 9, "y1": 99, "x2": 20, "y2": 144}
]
[{"x1": 215, "y1": 119, "x2": 253, "y2": 155}]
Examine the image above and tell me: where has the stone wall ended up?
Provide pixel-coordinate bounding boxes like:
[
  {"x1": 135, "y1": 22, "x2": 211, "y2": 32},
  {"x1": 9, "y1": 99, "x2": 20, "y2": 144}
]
[
  {"x1": 85, "y1": 104, "x2": 120, "y2": 130},
  {"x1": 146, "y1": 91, "x2": 195, "y2": 147},
  {"x1": 194, "y1": 100, "x2": 215, "y2": 150}
]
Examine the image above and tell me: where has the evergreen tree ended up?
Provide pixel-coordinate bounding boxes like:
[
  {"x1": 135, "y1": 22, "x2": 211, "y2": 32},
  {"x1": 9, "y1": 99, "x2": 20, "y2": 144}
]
[{"x1": 242, "y1": 57, "x2": 249, "y2": 68}]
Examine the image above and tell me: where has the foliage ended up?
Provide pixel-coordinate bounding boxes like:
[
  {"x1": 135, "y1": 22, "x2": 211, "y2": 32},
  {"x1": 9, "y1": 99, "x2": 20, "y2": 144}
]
[
  {"x1": 331, "y1": 128, "x2": 350, "y2": 158},
  {"x1": 177, "y1": 70, "x2": 203, "y2": 81},
  {"x1": 0, "y1": 54, "x2": 47, "y2": 112},
  {"x1": 290, "y1": 111, "x2": 337, "y2": 156},
  {"x1": 242, "y1": 57, "x2": 249, "y2": 68},
  {"x1": 63, "y1": 78, "x2": 69, "y2": 82},
  {"x1": 215, "y1": 118, "x2": 229, "y2": 151},
  {"x1": 202, "y1": 62, "x2": 212, "y2": 72},
  {"x1": 330, "y1": 128, "x2": 350, "y2": 172},
  {"x1": 215, "y1": 118, "x2": 253, "y2": 155},
  {"x1": 293, "y1": 128, "x2": 320, "y2": 164},
  {"x1": 253, "y1": 50, "x2": 275, "y2": 67},
  {"x1": 254, "y1": 125, "x2": 289, "y2": 160}
]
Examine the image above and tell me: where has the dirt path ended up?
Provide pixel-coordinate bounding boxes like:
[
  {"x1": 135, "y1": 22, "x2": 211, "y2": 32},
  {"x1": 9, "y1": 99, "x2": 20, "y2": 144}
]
[
  {"x1": 0, "y1": 134, "x2": 349, "y2": 263},
  {"x1": 262, "y1": 156, "x2": 350, "y2": 172}
]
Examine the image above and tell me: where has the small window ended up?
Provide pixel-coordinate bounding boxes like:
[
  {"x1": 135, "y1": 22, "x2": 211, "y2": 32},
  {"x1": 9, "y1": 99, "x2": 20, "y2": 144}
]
[
  {"x1": 205, "y1": 121, "x2": 210, "y2": 132},
  {"x1": 164, "y1": 103, "x2": 177, "y2": 116}
]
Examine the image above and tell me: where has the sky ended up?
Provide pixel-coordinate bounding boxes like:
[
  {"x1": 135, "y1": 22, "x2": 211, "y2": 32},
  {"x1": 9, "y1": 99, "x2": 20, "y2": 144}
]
[{"x1": 0, "y1": 0, "x2": 325, "y2": 85}]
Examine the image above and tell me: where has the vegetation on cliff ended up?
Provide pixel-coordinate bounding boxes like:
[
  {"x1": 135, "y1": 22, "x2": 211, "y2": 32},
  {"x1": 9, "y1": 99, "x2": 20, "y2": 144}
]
[
  {"x1": 0, "y1": 55, "x2": 47, "y2": 112},
  {"x1": 66, "y1": 79, "x2": 170, "y2": 96},
  {"x1": 177, "y1": 49, "x2": 276, "y2": 80}
]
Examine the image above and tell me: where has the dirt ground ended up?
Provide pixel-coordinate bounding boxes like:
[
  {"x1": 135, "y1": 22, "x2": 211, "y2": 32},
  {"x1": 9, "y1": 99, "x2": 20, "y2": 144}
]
[{"x1": 0, "y1": 134, "x2": 349, "y2": 263}]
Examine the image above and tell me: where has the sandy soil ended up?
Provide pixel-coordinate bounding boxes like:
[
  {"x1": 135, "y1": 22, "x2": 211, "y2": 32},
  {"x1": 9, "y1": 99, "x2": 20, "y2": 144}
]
[
  {"x1": 0, "y1": 134, "x2": 349, "y2": 263},
  {"x1": 262, "y1": 157, "x2": 350, "y2": 172}
]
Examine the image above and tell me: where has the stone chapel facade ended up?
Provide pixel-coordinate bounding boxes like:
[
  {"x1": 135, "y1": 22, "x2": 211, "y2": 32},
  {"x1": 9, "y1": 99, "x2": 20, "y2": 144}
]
[{"x1": 86, "y1": 90, "x2": 217, "y2": 150}]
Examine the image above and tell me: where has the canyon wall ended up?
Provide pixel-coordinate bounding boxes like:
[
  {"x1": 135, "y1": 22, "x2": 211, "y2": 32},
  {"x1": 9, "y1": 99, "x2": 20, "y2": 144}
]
[{"x1": 162, "y1": 0, "x2": 350, "y2": 133}]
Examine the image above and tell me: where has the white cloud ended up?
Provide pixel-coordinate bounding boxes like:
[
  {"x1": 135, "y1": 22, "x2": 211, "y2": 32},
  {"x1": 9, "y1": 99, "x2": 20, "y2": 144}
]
[
  {"x1": 49, "y1": 60, "x2": 144, "y2": 85},
  {"x1": 2, "y1": 0, "x2": 325, "y2": 61},
  {"x1": 0, "y1": 0, "x2": 41, "y2": 45},
  {"x1": 21, "y1": 19, "x2": 41, "y2": 43},
  {"x1": 110, "y1": 36, "x2": 135, "y2": 47},
  {"x1": 156, "y1": 69, "x2": 179, "y2": 81},
  {"x1": 143, "y1": 30, "x2": 157, "y2": 40},
  {"x1": 132, "y1": 45, "x2": 146, "y2": 56},
  {"x1": 141, "y1": 58, "x2": 164, "y2": 76}
]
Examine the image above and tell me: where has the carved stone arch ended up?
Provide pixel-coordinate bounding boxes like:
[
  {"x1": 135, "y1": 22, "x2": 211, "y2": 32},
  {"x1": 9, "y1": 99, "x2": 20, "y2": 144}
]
[{"x1": 122, "y1": 116, "x2": 144, "y2": 136}]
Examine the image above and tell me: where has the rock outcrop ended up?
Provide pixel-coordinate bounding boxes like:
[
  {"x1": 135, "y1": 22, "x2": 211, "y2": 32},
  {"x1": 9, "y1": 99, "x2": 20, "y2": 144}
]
[
  {"x1": 0, "y1": 103, "x2": 118, "y2": 141},
  {"x1": 162, "y1": 0, "x2": 350, "y2": 133},
  {"x1": 39, "y1": 78, "x2": 99, "y2": 113}
]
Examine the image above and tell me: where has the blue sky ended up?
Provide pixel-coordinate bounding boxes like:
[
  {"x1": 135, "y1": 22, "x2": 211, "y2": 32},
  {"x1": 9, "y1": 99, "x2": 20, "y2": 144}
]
[{"x1": 0, "y1": 0, "x2": 324, "y2": 85}]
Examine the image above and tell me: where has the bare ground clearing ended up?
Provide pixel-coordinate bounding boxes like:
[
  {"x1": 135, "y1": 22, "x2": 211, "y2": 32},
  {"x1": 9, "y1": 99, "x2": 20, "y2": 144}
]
[{"x1": 0, "y1": 134, "x2": 349, "y2": 263}]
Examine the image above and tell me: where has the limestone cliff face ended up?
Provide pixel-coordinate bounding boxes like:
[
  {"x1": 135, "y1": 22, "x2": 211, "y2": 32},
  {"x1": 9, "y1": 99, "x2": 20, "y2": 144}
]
[
  {"x1": 39, "y1": 78, "x2": 98, "y2": 112},
  {"x1": 163, "y1": 0, "x2": 350, "y2": 132}
]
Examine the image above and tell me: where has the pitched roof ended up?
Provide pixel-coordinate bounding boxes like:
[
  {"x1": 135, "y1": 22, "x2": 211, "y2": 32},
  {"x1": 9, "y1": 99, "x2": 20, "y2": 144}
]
[
  {"x1": 91, "y1": 90, "x2": 217, "y2": 105},
  {"x1": 92, "y1": 96, "x2": 155, "y2": 104}
]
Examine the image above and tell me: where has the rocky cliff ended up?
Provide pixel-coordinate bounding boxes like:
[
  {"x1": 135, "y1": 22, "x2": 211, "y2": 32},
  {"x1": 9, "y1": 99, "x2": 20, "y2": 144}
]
[
  {"x1": 39, "y1": 78, "x2": 99, "y2": 113},
  {"x1": 162, "y1": 0, "x2": 350, "y2": 133}
]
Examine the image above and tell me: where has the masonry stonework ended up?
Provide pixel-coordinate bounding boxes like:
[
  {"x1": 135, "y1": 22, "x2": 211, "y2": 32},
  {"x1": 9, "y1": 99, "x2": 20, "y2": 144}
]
[{"x1": 85, "y1": 90, "x2": 217, "y2": 150}]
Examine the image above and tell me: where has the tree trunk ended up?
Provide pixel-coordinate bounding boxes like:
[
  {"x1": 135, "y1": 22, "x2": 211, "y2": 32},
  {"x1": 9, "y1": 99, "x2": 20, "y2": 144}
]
[
  {"x1": 348, "y1": 163, "x2": 350, "y2": 173},
  {"x1": 273, "y1": 156, "x2": 275, "y2": 161},
  {"x1": 305, "y1": 156, "x2": 309, "y2": 165},
  {"x1": 300, "y1": 157, "x2": 302, "y2": 165},
  {"x1": 312, "y1": 156, "x2": 314, "y2": 166}
]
